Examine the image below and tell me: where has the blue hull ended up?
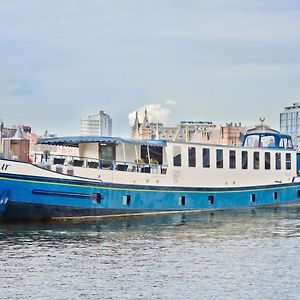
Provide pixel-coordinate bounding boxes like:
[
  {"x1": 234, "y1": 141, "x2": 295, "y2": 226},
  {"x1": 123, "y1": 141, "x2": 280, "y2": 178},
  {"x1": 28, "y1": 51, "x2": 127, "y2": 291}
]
[{"x1": 1, "y1": 172, "x2": 300, "y2": 221}]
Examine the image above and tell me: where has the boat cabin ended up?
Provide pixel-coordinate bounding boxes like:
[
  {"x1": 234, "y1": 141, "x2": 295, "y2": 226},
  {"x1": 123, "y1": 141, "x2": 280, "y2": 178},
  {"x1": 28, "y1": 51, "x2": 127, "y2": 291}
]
[{"x1": 35, "y1": 133, "x2": 297, "y2": 187}]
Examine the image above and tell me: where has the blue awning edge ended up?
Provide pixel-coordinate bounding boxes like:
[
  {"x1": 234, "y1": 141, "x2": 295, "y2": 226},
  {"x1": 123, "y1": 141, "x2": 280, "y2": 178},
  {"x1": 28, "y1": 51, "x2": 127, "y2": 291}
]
[{"x1": 37, "y1": 136, "x2": 166, "y2": 147}]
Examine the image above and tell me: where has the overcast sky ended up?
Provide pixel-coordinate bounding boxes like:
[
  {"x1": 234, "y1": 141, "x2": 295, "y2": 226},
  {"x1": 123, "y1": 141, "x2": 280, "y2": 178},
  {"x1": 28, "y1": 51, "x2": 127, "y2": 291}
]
[{"x1": 1, "y1": 0, "x2": 300, "y2": 136}]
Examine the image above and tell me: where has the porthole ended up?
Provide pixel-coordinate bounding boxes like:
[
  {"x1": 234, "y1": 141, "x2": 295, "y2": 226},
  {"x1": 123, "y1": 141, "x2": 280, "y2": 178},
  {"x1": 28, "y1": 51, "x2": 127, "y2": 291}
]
[
  {"x1": 123, "y1": 195, "x2": 131, "y2": 206},
  {"x1": 179, "y1": 196, "x2": 186, "y2": 206},
  {"x1": 92, "y1": 193, "x2": 102, "y2": 204}
]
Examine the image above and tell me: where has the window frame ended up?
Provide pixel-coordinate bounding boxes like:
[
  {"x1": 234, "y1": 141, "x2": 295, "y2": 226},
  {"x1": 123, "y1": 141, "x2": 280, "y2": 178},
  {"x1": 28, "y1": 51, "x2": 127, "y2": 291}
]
[
  {"x1": 242, "y1": 151, "x2": 248, "y2": 169},
  {"x1": 188, "y1": 147, "x2": 196, "y2": 167},
  {"x1": 253, "y1": 151, "x2": 260, "y2": 170},
  {"x1": 173, "y1": 146, "x2": 182, "y2": 167},
  {"x1": 216, "y1": 149, "x2": 223, "y2": 169},
  {"x1": 229, "y1": 150, "x2": 236, "y2": 169},
  {"x1": 203, "y1": 148, "x2": 210, "y2": 168},
  {"x1": 265, "y1": 152, "x2": 271, "y2": 170}
]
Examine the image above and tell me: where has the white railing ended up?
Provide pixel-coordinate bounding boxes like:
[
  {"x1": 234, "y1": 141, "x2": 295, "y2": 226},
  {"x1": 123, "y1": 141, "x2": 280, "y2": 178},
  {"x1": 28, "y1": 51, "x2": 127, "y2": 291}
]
[{"x1": 33, "y1": 153, "x2": 168, "y2": 175}]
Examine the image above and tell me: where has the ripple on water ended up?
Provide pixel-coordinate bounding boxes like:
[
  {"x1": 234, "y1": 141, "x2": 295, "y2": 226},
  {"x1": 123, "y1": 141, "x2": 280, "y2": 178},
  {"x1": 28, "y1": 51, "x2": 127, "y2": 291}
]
[{"x1": 0, "y1": 207, "x2": 300, "y2": 300}]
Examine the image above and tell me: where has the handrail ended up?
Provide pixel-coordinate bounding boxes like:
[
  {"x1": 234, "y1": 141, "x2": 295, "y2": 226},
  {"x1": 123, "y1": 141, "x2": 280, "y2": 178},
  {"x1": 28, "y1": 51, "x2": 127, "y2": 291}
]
[{"x1": 33, "y1": 153, "x2": 168, "y2": 175}]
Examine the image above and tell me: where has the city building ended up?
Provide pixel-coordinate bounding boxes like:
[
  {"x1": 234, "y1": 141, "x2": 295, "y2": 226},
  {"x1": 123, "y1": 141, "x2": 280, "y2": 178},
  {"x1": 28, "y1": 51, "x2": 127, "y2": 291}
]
[
  {"x1": 80, "y1": 111, "x2": 112, "y2": 136},
  {"x1": 0, "y1": 121, "x2": 32, "y2": 153},
  {"x1": 0, "y1": 121, "x2": 31, "y2": 140},
  {"x1": 131, "y1": 109, "x2": 218, "y2": 142},
  {"x1": 195, "y1": 123, "x2": 243, "y2": 146},
  {"x1": 280, "y1": 103, "x2": 300, "y2": 145},
  {"x1": 131, "y1": 110, "x2": 280, "y2": 146}
]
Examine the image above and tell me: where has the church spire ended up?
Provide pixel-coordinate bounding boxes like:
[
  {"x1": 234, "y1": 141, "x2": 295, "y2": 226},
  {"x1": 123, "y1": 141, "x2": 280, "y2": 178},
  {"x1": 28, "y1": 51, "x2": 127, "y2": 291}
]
[
  {"x1": 142, "y1": 108, "x2": 149, "y2": 128},
  {"x1": 133, "y1": 111, "x2": 139, "y2": 129},
  {"x1": 131, "y1": 111, "x2": 141, "y2": 139}
]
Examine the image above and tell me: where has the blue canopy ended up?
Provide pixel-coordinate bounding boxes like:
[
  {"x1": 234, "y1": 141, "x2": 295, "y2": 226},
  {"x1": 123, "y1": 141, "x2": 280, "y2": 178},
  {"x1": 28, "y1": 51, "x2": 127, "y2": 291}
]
[{"x1": 37, "y1": 136, "x2": 166, "y2": 147}]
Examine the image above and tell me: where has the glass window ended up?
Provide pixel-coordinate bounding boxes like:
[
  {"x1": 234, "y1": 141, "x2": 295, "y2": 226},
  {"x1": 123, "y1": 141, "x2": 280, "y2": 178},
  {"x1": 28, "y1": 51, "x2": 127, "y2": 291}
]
[
  {"x1": 279, "y1": 139, "x2": 285, "y2": 148},
  {"x1": 242, "y1": 151, "x2": 248, "y2": 169},
  {"x1": 229, "y1": 150, "x2": 236, "y2": 169},
  {"x1": 203, "y1": 148, "x2": 210, "y2": 168},
  {"x1": 244, "y1": 135, "x2": 260, "y2": 147},
  {"x1": 286, "y1": 153, "x2": 291, "y2": 170},
  {"x1": 216, "y1": 149, "x2": 223, "y2": 168},
  {"x1": 253, "y1": 152, "x2": 260, "y2": 169},
  {"x1": 265, "y1": 152, "x2": 271, "y2": 169},
  {"x1": 188, "y1": 147, "x2": 196, "y2": 167},
  {"x1": 276, "y1": 153, "x2": 281, "y2": 170},
  {"x1": 173, "y1": 146, "x2": 181, "y2": 166},
  {"x1": 260, "y1": 136, "x2": 275, "y2": 148},
  {"x1": 287, "y1": 139, "x2": 293, "y2": 149}
]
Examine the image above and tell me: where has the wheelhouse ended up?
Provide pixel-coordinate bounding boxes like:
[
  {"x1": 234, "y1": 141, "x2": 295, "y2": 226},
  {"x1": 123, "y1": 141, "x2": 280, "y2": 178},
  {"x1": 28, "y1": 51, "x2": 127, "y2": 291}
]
[{"x1": 242, "y1": 133, "x2": 293, "y2": 149}]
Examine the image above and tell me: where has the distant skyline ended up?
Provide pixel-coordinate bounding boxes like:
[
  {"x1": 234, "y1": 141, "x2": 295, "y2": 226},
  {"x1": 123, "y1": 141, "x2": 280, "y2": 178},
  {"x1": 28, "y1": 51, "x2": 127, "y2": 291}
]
[{"x1": 1, "y1": 0, "x2": 300, "y2": 136}]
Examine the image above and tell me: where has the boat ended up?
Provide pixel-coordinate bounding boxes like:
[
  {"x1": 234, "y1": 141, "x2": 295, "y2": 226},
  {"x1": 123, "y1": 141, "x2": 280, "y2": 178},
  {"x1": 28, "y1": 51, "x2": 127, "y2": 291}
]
[{"x1": 0, "y1": 132, "x2": 300, "y2": 221}]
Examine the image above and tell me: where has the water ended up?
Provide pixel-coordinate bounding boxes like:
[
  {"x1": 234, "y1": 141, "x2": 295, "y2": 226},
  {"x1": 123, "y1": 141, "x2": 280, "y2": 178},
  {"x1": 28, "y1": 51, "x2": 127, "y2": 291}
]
[{"x1": 0, "y1": 207, "x2": 300, "y2": 300}]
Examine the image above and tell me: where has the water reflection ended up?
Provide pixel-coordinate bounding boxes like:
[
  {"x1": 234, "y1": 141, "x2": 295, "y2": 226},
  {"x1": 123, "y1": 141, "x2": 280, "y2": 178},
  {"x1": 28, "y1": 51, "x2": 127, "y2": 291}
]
[{"x1": 1, "y1": 206, "x2": 300, "y2": 244}]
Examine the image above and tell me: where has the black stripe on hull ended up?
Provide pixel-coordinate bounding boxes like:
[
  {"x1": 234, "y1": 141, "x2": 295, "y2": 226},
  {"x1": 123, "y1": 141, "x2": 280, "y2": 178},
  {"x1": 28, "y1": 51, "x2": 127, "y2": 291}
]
[
  {"x1": 0, "y1": 201, "x2": 145, "y2": 221},
  {"x1": 2, "y1": 200, "x2": 300, "y2": 222}
]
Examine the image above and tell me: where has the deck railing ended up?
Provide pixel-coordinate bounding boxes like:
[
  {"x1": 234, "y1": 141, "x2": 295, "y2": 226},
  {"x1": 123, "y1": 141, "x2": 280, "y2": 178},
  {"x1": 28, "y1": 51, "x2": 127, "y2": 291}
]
[{"x1": 33, "y1": 153, "x2": 168, "y2": 175}]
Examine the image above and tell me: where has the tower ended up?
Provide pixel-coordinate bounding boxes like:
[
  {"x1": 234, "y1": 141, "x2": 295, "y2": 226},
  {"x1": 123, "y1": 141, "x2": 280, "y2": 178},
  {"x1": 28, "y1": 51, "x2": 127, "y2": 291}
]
[
  {"x1": 131, "y1": 111, "x2": 141, "y2": 139},
  {"x1": 142, "y1": 108, "x2": 150, "y2": 129}
]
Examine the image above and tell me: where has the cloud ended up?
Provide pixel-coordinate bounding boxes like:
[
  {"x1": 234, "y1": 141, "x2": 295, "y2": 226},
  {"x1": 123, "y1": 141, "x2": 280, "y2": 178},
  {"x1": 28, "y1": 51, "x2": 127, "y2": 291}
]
[
  {"x1": 128, "y1": 103, "x2": 174, "y2": 126},
  {"x1": 166, "y1": 99, "x2": 176, "y2": 106}
]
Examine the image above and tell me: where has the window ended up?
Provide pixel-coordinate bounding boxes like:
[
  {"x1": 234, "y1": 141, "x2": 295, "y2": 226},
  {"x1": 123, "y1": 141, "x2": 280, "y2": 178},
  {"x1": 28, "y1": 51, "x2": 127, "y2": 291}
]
[
  {"x1": 276, "y1": 153, "x2": 281, "y2": 170},
  {"x1": 92, "y1": 193, "x2": 102, "y2": 204},
  {"x1": 253, "y1": 152, "x2": 260, "y2": 169},
  {"x1": 203, "y1": 148, "x2": 210, "y2": 168},
  {"x1": 286, "y1": 153, "x2": 291, "y2": 170},
  {"x1": 265, "y1": 152, "x2": 271, "y2": 170},
  {"x1": 250, "y1": 194, "x2": 256, "y2": 203},
  {"x1": 229, "y1": 150, "x2": 236, "y2": 169},
  {"x1": 216, "y1": 149, "x2": 223, "y2": 168},
  {"x1": 208, "y1": 195, "x2": 214, "y2": 205},
  {"x1": 261, "y1": 135, "x2": 275, "y2": 148},
  {"x1": 242, "y1": 151, "x2": 248, "y2": 169},
  {"x1": 244, "y1": 135, "x2": 260, "y2": 147},
  {"x1": 142, "y1": 145, "x2": 163, "y2": 165},
  {"x1": 179, "y1": 196, "x2": 186, "y2": 206},
  {"x1": 188, "y1": 147, "x2": 196, "y2": 167},
  {"x1": 280, "y1": 138, "x2": 292, "y2": 149},
  {"x1": 287, "y1": 139, "x2": 297, "y2": 149},
  {"x1": 173, "y1": 146, "x2": 181, "y2": 166},
  {"x1": 273, "y1": 192, "x2": 278, "y2": 200},
  {"x1": 123, "y1": 195, "x2": 131, "y2": 206},
  {"x1": 279, "y1": 139, "x2": 285, "y2": 148}
]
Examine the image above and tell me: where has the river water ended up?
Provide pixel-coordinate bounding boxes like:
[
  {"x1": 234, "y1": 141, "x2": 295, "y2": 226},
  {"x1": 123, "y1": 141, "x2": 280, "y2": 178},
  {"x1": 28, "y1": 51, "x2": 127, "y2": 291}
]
[{"x1": 0, "y1": 207, "x2": 300, "y2": 300}]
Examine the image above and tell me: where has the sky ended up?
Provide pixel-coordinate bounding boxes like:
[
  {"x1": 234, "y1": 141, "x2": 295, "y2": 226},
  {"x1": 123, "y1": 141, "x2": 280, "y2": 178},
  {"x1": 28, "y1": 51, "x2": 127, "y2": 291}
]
[{"x1": 1, "y1": 0, "x2": 300, "y2": 137}]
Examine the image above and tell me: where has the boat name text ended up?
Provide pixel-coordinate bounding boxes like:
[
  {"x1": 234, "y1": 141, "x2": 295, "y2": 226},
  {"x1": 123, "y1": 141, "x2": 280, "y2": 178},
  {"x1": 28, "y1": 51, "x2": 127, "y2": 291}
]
[{"x1": 1, "y1": 164, "x2": 10, "y2": 171}]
